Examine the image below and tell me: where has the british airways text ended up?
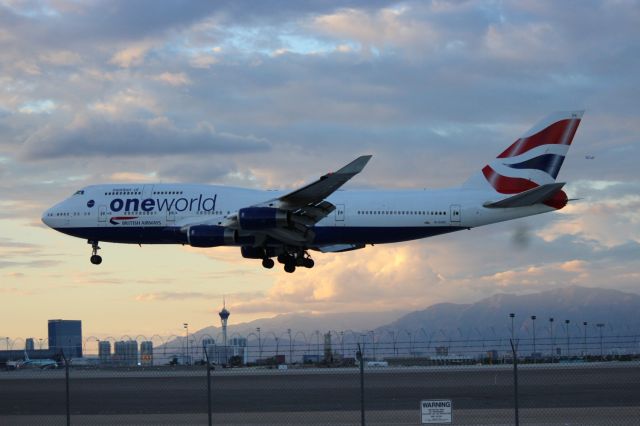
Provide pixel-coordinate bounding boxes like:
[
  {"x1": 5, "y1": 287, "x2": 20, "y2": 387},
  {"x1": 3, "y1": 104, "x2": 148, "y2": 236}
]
[{"x1": 109, "y1": 194, "x2": 217, "y2": 212}]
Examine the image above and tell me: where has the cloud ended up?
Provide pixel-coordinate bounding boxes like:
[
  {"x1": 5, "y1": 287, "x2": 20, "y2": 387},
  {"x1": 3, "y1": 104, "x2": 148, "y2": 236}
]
[
  {"x1": 18, "y1": 100, "x2": 56, "y2": 114},
  {"x1": 20, "y1": 116, "x2": 271, "y2": 159},
  {"x1": 153, "y1": 72, "x2": 192, "y2": 86},
  {"x1": 311, "y1": 6, "x2": 440, "y2": 56},
  {"x1": 537, "y1": 181, "x2": 640, "y2": 247},
  {"x1": 1, "y1": 0, "x2": 639, "y2": 338},
  {"x1": 135, "y1": 291, "x2": 213, "y2": 301},
  {"x1": 39, "y1": 50, "x2": 82, "y2": 66},
  {"x1": 109, "y1": 40, "x2": 156, "y2": 68},
  {"x1": 108, "y1": 172, "x2": 157, "y2": 182},
  {"x1": 0, "y1": 259, "x2": 61, "y2": 269},
  {"x1": 228, "y1": 243, "x2": 446, "y2": 316},
  {"x1": 189, "y1": 47, "x2": 222, "y2": 68}
]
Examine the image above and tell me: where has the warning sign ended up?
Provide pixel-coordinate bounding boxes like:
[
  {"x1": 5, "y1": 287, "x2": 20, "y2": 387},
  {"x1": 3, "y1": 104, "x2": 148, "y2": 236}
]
[{"x1": 421, "y1": 399, "x2": 452, "y2": 424}]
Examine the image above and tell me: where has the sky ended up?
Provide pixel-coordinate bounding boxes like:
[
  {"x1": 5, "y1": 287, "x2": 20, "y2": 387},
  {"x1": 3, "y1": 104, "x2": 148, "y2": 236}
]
[{"x1": 1, "y1": 0, "x2": 639, "y2": 342}]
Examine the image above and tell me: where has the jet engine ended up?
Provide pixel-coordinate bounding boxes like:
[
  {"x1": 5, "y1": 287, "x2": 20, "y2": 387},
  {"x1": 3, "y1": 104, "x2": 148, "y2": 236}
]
[
  {"x1": 238, "y1": 207, "x2": 290, "y2": 230},
  {"x1": 187, "y1": 225, "x2": 236, "y2": 248}
]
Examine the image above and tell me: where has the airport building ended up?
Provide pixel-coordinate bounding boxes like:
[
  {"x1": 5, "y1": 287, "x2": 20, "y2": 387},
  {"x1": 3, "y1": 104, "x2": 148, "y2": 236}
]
[
  {"x1": 229, "y1": 337, "x2": 248, "y2": 364},
  {"x1": 0, "y1": 348, "x2": 57, "y2": 365},
  {"x1": 98, "y1": 341, "x2": 111, "y2": 364},
  {"x1": 48, "y1": 319, "x2": 82, "y2": 358},
  {"x1": 140, "y1": 341, "x2": 153, "y2": 366},
  {"x1": 25, "y1": 338, "x2": 35, "y2": 352},
  {"x1": 114, "y1": 340, "x2": 138, "y2": 366}
]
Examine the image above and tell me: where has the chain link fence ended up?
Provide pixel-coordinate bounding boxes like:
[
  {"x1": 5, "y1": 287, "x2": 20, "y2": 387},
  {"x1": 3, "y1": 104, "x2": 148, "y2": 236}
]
[{"x1": 2, "y1": 333, "x2": 640, "y2": 425}]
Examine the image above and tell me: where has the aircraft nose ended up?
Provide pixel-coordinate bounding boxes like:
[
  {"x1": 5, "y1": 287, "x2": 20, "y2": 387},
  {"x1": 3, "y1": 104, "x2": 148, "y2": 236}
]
[{"x1": 42, "y1": 208, "x2": 53, "y2": 228}]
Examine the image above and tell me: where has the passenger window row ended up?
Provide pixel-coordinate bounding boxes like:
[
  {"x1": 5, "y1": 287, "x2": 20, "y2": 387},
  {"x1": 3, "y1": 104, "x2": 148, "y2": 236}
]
[{"x1": 357, "y1": 210, "x2": 447, "y2": 216}]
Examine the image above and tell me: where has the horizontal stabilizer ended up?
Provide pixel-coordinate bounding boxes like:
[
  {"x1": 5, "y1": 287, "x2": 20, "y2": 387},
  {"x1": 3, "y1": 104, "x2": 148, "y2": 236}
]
[{"x1": 483, "y1": 182, "x2": 565, "y2": 208}]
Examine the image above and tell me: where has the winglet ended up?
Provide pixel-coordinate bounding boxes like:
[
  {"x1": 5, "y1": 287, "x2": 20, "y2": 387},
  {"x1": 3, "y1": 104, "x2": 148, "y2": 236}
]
[{"x1": 335, "y1": 155, "x2": 372, "y2": 175}]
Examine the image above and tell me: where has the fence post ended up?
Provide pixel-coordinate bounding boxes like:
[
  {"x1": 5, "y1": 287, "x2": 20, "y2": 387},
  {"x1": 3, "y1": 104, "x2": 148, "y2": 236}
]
[
  {"x1": 60, "y1": 350, "x2": 71, "y2": 426},
  {"x1": 357, "y1": 343, "x2": 365, "y2": 426},
  {"x1": 510, "y1": 339, "x2": 519, "y2": 426},
  {"x1": 204, "y1": 344, "x2": 212, "y2": 426}
]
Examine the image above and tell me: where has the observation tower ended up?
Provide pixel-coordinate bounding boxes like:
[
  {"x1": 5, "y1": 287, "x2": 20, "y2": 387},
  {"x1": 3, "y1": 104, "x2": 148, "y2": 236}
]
[{"x1": 219, "y1": 298, "x2": 230, "y2": 349}]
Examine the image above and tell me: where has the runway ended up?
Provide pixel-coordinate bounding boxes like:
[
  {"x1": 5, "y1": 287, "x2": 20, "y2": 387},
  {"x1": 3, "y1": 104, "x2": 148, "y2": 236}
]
[{"x1": 1, "y1": 363, "x2": 639, "y2": 424}]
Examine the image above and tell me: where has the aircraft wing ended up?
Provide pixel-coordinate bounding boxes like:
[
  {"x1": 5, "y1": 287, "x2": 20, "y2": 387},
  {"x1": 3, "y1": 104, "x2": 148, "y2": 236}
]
[
  {"x1": 269, "y1": 155, "x2": 372, "y2": 210},
  {"x1": 213, "y1": 156, "x2": 372, "y2": 247},
  {"x1": 260, "y1": 155, "x2": 371, "y2": 244}
]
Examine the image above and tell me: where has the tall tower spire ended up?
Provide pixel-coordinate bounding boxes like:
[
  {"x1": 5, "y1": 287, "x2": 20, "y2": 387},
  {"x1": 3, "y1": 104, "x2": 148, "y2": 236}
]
[{"x1": 218, "y1": 297, "x2": 230, "y2": 357}]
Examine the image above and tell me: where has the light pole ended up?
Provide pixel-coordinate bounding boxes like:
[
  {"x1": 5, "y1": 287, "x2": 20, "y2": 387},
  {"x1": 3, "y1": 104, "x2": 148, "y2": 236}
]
[
  {"x1": 549, "y1": 318, "x2": 555, "y2": 361},
  {"x1": 474, "y1": 328, "x2": 485, "y2": 357},
  {"x1": 315, "y1": 330, "x2": 320, "y2": 361},
  {"x1": 288, "y1": 328, "x2": 293, "y2": 364},
  {"x1": 564, "y1": 320, "x2": 570, "y2": 359},
  {"x1": 509, "y1": 313, "x2": 516, "y2": 342},
  {"x1": 597, "y1": 323, "x2": 605, "y2": 359},
  {"x1": 583, "y1": 321, "x2": 588, "y2": 357},
  {"x1": 183, "y1": 323, "x2": 189, "y2": 365},
  {"x1": 407, "y1": 331, "x2": 413, "y2": 357},
  {"x1": 531, "y1": 315, "x2": 537, "y2": 356},
  {"x1": 370, "y1": 330, "x2": 376, "y2": 360},
  {"x1": 340, "y1": 331, "x2": 345, "y2": 358},
  {"x1": 388, "y1": 330, "x2": 397, "y2": 356},
  {"x1": 256, "y1": 327, "x2": 262, "y2": 361}
]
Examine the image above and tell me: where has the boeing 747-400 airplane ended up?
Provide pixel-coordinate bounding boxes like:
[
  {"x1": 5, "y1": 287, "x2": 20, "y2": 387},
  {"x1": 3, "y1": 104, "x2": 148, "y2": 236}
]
[{"x1": 42, "y1": 111, "x2": 583, "y2": 273}]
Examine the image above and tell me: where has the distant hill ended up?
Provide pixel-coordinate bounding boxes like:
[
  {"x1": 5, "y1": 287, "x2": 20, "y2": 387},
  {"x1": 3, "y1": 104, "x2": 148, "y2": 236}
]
[
  {"x1": 158, "y1": 286, "x2": 640, "y2": 360},
  {"x1": 376, "y1": 285, "x2": 640, "y2": 341},
  {"x1": 159, "y1": 309, "x2": 405, "y2": 348}
]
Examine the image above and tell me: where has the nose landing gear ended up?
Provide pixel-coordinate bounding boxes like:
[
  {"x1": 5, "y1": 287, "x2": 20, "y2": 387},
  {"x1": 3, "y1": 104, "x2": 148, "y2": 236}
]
[{"x1": 88, "y1": 240, "x2": 102, "y2": 265}]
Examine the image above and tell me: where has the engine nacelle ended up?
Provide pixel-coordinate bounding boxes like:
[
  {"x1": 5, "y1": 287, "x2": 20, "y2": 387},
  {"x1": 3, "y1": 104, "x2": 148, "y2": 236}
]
[
  {"x1": 187, "y1": 225, "x2": 236, "y2": 248},
  {"x1": 240, "y1": 246, "x2": 279, "y2": 259},
  {"x1": 238, "y1": 207, "x2": 290, "y2": 230}
]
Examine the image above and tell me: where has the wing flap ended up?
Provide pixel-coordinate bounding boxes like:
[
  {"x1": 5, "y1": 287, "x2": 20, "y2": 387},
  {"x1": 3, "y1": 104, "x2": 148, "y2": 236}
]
[{"x1": 316, "y1": 244, "x2": 365, "y2": 253}]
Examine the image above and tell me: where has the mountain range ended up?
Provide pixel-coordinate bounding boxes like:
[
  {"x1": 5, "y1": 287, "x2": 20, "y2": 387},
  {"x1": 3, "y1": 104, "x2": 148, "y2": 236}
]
[{"x1": 160, "y1": 286, "x2": 640, "y2": 353}]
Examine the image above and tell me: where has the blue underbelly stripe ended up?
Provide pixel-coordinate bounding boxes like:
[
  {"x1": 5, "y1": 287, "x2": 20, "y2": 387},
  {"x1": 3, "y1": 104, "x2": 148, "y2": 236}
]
[{"x1": 54, "y1": 225, "x2": 464, "y2": 246}]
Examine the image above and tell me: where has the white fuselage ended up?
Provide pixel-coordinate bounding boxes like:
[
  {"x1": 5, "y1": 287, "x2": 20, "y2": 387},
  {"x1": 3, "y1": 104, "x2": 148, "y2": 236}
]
[{"x1": 42, "y1": 183, "x2": 554, "y2": 247}]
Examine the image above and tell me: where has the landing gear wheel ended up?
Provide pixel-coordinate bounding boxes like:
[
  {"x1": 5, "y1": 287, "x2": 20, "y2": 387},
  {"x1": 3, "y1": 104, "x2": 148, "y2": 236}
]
[
  {"x1": 262, "y1": 258, "x2": 275, "y2": 269},
  {"x1": 88, "y1": 240, "x2": 102, "y2": 265},
  {"x1": 284, "y1": 262, "x2": 296, "y2": 273},
  {"x1": 303, "y1": 258, "x2": 315, "y2": 268}
]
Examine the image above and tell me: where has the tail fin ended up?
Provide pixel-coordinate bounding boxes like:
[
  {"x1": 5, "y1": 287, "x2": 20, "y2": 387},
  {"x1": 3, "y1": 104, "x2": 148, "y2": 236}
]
[{"x1": 463, "y1": 111, "x2": 584, "y2": 198}]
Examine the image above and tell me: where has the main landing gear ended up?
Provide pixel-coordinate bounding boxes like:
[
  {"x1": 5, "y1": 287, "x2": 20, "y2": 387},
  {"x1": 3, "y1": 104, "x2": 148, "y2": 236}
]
[
  {"x1": 259, "y1": 250, "x2": 313, "y2": 273},
  {"x1": 274, "y1": 251, "x2": 314, "y2": 273},
  {"x1": 89, "y1": 240, "x2": 102, "y2": 265}
]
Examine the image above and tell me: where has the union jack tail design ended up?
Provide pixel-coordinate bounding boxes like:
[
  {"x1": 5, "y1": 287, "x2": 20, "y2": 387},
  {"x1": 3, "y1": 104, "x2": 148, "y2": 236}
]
[{"x1": 463, "y1": 111, "x2": 584, "y2": 209}]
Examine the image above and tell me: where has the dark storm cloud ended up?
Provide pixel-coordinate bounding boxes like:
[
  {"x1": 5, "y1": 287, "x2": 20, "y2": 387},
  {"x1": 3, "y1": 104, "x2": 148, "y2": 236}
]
[
  {"x1": 1, "y1": 1, "x2": 215, "y2": 46},
  {"x1": 0, "y1": 0, "x2": 396, "y2": 47},
  {"x1": 157, "y1": 160, "x2": 238, "y2": 183},
  {"x1": 20, "y1": 117, "x2": 270, "y2": 159}
]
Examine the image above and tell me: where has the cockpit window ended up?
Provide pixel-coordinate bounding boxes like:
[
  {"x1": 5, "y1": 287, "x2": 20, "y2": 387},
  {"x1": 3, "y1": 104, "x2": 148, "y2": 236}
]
[{"x1": 73, "y1": 190, "x2": 85, "y2": 195}]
